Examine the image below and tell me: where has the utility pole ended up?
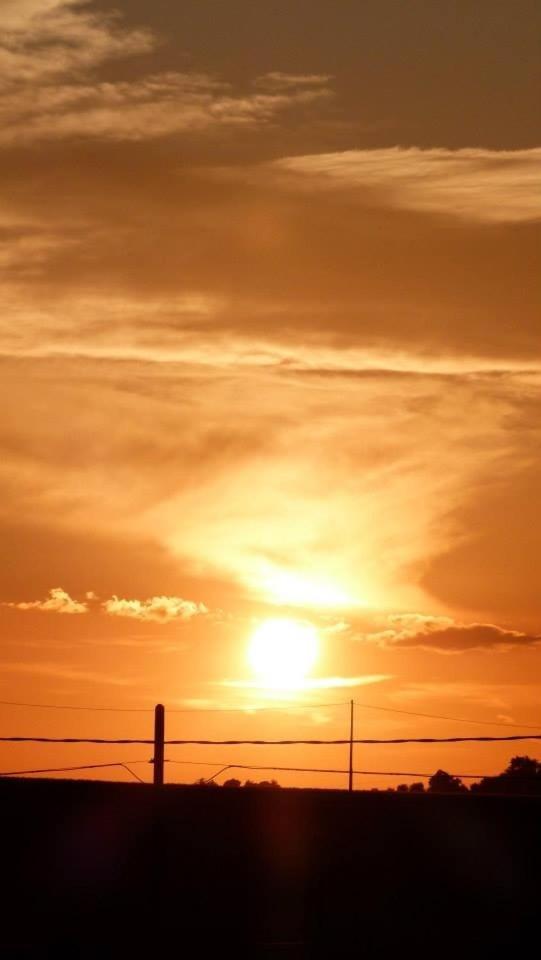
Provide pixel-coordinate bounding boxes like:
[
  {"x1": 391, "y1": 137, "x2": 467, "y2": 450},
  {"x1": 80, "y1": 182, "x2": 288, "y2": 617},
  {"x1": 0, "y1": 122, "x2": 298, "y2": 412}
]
[
  {"x1": 348, "y1": 699, "x2": 354, "y2": 792},
  {"x1": 153, "y1": 703, "x2": 165, "y2": 787}
]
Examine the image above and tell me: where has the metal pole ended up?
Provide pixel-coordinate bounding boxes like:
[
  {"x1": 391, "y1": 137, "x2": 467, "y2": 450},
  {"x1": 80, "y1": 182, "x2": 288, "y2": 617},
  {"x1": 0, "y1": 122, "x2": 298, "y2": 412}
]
[
  {"x1": 153, "y1": 703, "x2": 165, "y2": 787},
  {"x1": 348, "y1": 699, "x2": 354, "y2": 792}
]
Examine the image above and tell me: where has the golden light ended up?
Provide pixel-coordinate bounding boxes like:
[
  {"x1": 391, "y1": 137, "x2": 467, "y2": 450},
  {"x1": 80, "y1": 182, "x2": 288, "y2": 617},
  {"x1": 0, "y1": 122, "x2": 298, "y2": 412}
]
[
  {"x1": 260, "y1": 568, "x2": 355, "y2": 608},
  {"x1": 248, "y1": 618, "x2": 320, "y2": 689}
]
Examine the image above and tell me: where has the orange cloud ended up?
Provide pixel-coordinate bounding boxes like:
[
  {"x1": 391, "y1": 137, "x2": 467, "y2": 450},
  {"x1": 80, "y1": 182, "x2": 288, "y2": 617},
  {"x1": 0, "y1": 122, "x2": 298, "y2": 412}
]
[
  {"x1": 391, "y1": 623, "x2": 541, "y2": 652},
  {"x1": 0, "y1": 4, "x2": 332, "y2": 145},
  {"x1": 221, "y1": 675, "x2": 392, "y2": 690},
  {"x1": 103, "y1": 595, "x2": 208, "y2": 623},
  {"x1": 0, "y1": 1, "x2": 153, "y2": 85},
  {"x1": 358, "y1": 613, "x2": 541, "y2": 652},
  {"x1": 4, "y1": 586, "x2": 88, "y2": 614},
  {"x1": 273, "y1": 147, "x2": 541, "y2": 223}
]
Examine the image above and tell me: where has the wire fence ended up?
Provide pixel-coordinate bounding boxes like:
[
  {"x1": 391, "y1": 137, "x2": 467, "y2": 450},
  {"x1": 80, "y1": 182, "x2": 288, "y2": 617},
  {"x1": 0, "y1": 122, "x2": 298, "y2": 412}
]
[{"x1": 0, "y1": 698, "x2": 539, "y2": 788}]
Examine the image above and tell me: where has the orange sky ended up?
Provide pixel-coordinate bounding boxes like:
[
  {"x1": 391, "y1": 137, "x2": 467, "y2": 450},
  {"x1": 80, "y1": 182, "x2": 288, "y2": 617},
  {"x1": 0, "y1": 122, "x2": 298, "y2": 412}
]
[{"x1": 0, "y1": 0, "x2": 540, "y2": 789}]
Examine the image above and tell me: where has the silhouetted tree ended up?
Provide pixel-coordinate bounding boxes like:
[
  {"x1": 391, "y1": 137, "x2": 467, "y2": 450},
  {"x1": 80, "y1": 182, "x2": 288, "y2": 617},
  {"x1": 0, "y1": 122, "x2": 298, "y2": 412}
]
[
  {"x1": 243, "y1": 779, "x2": 281, "y2": 789},
  {"x1": 428, "y1": 770, "x2": 467, "y2": 794},
  {"x1": 223, "y1": 778, "x2": 242, "y2": 788},
  {"x1": 471, "y1": 755, "x2": 541, "y2": 795},
  {"x1": 506, "y1": 755, "x2": 541, "y2": 779},
  {"x1": 395, "y1": 781, "x2": 425, "y2": 793}
]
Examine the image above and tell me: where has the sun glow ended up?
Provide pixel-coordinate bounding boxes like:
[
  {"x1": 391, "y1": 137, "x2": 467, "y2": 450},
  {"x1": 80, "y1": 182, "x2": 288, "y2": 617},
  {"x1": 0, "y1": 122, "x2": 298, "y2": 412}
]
[
  {"x1": 258, "y1": 568, "x2": 355, "y2": 609},
  {"x1": 248, "y1": 618, "x2": 320, "y2": 689}
]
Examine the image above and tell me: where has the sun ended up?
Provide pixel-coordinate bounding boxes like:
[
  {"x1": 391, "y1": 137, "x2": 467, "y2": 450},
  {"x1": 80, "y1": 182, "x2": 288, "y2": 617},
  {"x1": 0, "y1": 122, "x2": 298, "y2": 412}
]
[{"x1": 248, "y1": 618, "x2": 319, "y2": 689}]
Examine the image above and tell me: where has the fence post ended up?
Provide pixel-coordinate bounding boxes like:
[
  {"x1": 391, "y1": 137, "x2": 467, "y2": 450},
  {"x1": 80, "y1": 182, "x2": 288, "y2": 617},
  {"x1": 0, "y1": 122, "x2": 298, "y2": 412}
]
[
  {"x1": 348, "y1": 699, "x2": 354, "y2": 792},
  {"x1": 153, "y1": 703, "x2": 165, "y2": 787}
]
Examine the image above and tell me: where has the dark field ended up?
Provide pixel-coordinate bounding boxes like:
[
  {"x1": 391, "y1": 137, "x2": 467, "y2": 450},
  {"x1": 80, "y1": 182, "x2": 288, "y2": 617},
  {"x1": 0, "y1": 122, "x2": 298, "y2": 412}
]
[{"x1": 1, "y1": 778, "x2": 539, "y2": 957}]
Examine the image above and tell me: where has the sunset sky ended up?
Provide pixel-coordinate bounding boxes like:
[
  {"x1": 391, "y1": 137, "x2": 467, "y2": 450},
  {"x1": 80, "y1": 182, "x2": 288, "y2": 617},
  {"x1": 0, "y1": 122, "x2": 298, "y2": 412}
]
[{"x1": 1, "y1": 0, "x2": 540, "y2": 788}]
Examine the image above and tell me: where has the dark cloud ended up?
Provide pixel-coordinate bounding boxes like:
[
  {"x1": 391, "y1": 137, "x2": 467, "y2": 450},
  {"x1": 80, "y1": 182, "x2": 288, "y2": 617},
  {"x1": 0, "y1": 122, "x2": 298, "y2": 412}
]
[{"x1": 393, "y1": 622, "x2": 541, "y2": 652}]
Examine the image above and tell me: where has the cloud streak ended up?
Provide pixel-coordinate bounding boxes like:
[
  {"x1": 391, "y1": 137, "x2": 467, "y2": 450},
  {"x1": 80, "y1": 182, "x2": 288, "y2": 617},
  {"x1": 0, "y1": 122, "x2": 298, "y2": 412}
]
[
  {"x1": 359, "y1": 613, "x2": 541, "y2": 652},
  {"x1": 1, "y1": 660, "x2": 134, "y2": 685},
  {"x1": 0, "y1": 3, "x2": 332, "y2": 145},
  {"x1": 221, "y1": 674, "x2": 392, "y2": 691},
  {"x1": 0, "y1": 74, "x2": 331, "y2": 145},
  {"x1": 273, "y1": 147, "x2": 541, "y2": 223}
]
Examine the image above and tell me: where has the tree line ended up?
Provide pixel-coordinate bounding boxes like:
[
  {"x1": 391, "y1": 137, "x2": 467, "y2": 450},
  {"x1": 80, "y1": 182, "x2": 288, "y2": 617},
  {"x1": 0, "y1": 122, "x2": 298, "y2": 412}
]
[
  {"x1": 395, "y1": 755, "x2": 541, "y2": 795},
  {"x1": 194, "y1": 756, "x2": 541, "y2": 794}
]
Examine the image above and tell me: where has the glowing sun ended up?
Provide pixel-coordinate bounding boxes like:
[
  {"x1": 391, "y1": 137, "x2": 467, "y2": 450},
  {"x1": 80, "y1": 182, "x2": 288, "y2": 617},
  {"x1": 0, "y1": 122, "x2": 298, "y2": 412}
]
[{"x1": 248, "y1": 618, "x2": 319, "y2": 689}]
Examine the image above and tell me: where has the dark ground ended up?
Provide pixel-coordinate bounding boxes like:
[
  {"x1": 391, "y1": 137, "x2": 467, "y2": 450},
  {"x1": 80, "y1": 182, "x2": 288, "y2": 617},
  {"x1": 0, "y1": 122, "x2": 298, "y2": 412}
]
[{"x1": 0, "y1": 778, "x2": 539, "y2": 958}]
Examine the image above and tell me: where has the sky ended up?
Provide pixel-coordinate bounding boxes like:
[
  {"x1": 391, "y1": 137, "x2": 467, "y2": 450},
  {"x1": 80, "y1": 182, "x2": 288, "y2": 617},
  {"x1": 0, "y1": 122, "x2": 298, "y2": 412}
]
[{"x1": 0, "y1": 0, "x2": 540, "y2": 789}]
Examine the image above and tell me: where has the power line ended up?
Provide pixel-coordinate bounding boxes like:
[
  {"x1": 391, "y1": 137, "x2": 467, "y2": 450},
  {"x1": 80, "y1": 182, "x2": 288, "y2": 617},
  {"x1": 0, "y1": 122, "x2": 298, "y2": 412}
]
[
  {"x1": 353, "y1": 700, "x2": 541, "y2": 730},
  {"x1": 1, "y1": 756, "x2": 537, "y2": 784},
  {"x1": 199, "y1": 763, "x2": 491, "y2": 782},
  {"x1": 0, "y1": 699, "x2": 153, "y2": 713},
  {"x1": 0, "y1": 761, "x2": 146, "y2": 782},
  {"x1": 0, "y1": 737, "x2": 154, "y2": 744},
  {"x1": 0, "y1": 698, "x2": 348, "y2": 714},
  {"x1": 164, "y1": 735, "x2": 541, "y2": 745},
  {"x1": 162, "y1": 760, "x2": 541, "y2": 782},
  {"x1": 2, "y1": 696, "x2": 537, "y2": 729},
  {"x1": 1, "y1": 733, "x2": 540, "y2": 745},
  {"x1": 164, "y1": 759, "x2": 537, "y2": 780}
]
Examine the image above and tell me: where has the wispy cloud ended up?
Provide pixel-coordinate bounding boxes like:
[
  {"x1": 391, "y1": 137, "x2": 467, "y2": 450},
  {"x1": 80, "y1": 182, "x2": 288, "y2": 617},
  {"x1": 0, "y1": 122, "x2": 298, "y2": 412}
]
[
  {"x1": 103, "y1": 594, "x2": 208, "y2": 623},
  {"x1": 255, "y1": 72, "x2": 333, "y2": 90},
  {"x1": 221, "y1": 674, "x2": 392, "y2": 690},
  {"x1": 3, "y1": 586, "x2": 88, "y2": 614},
  {"x1": 0, "y1": 74, "x2": 331, "y2": 145},
  {"x1": 5, "y1": 291, "x2": 540, "y2": 375},
  {"x1": 0, "y1": 0, "x2": 153, "y2": 84},
  {"x1": 358, "y1": 613, "x2": 541, "y2": 652},
  {"x1": 273, "y1": 147, "x2": 541, "y2": 223},
  {"x1": 1, "y1": 660, "x2": 134, "y2": 685},
  {"x1": 0, "y1": 3, "x2": 332, "y2": 145}
]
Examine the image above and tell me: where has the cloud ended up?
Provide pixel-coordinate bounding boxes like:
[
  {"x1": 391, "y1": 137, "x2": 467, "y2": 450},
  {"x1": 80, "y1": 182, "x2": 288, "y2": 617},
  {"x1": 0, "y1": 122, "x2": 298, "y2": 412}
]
[
  {"x1": 2, "y1": 660, "x2": 133, "y2": 685},
  {"x1": 1, "y1": 351, "x2": 535, "y2": 621},
  {"x1": 1, "y1": 587, "x2": 208, "y2": 623},
  {"x1": 255, "y1": 72, "x2": 332, "y2": 90},
  {"x1": 3, "y1": 586, "x2": 88, "y2": 614},
  {"x1": 0, "y1": 1, "x2": 153, "y2": 85},
  {"x1": 273, "y1": 147, "x2": 541, "y2": 223},
  {"x1": 360, "y1": 613, "x2": 541, "y2": 652},
  {"x1": 221, "y1": 675, "x2": 392, "y2": 690},
  {"x1": 0, "y1": 74, "x2": 331, "y2": 145},
  {"x1": 392, "y1": 622, "x2": 541, "y2": 652},
  {"x1": 103, "y1": 594, "x2": 208, "y2": 623},
  {"x1": 0, "y1": 3, "x2": 331, "y2": 145},
  {"x1": 5, "y1": 290, "x2": 540, "y2": 375}
]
